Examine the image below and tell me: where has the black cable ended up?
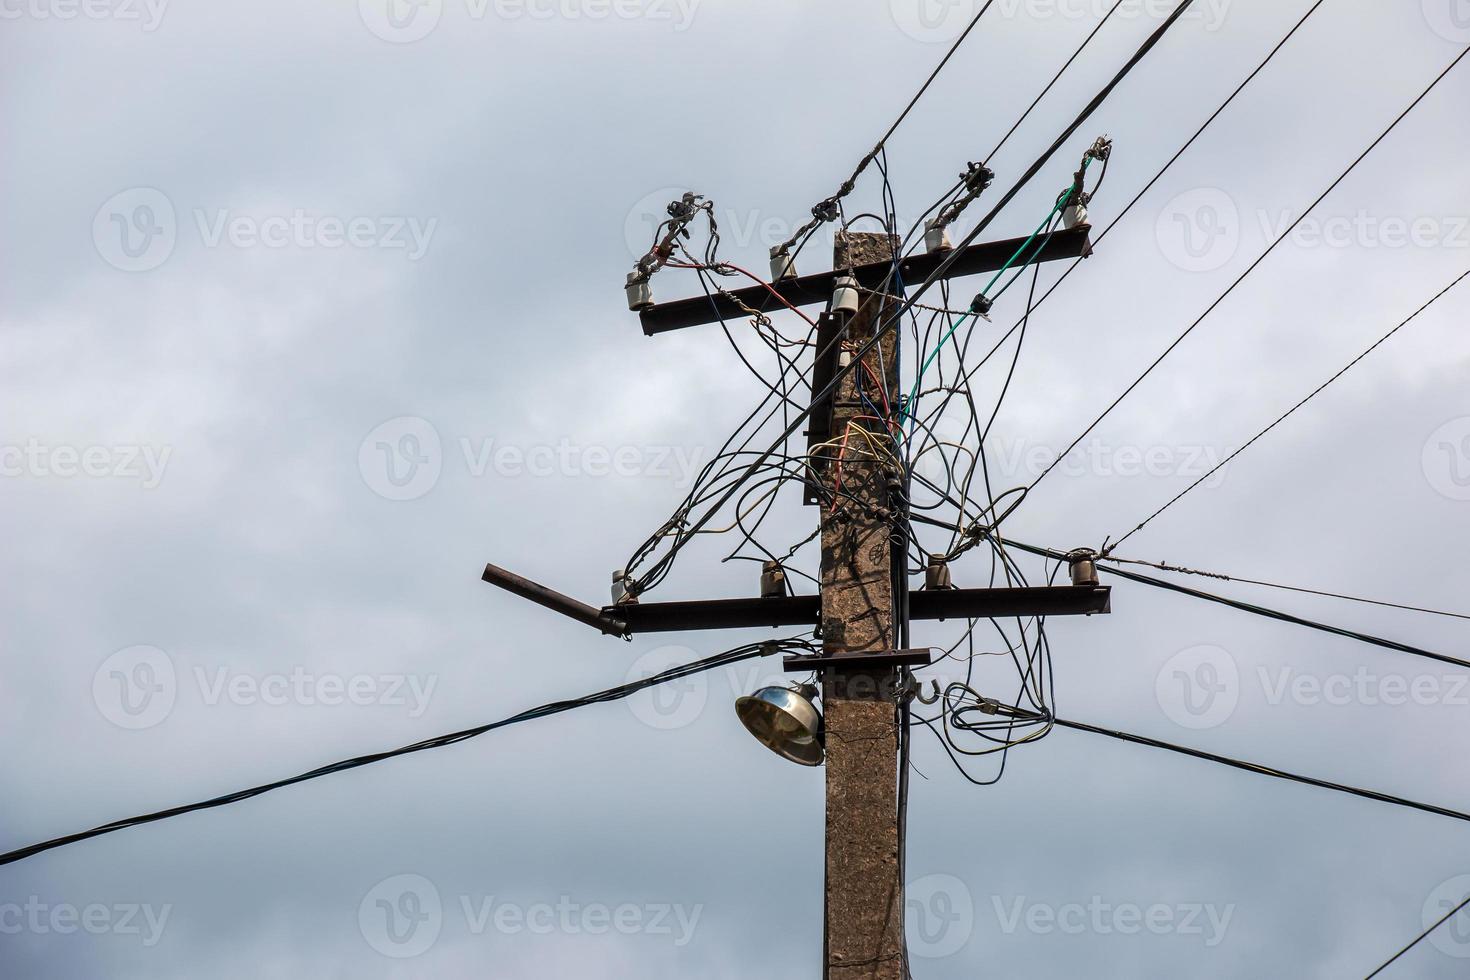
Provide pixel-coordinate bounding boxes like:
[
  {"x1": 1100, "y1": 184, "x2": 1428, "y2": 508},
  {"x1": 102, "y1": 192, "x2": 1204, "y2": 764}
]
[
  {"x1": 777, "y1": 0, "x2": 1002, "y2": 252},
  {"x1": 984, "y1": 0, "x2": 1127, "y2": 165},
  {"x1": 1030, "y1": 42, "x2": 1470, "y2": 494},
  {"x1": 943, "y1": 0, "x2": 1330, "y2": 402},
  {"x1": 1099, "y1": 554, "x2": 1470, "y2": 623},
  {"x1": 1364, "y1": 892, "x2": 1470, "y2": 979},
  {"x1": 1004, "y1": 539, "x2": 1470, "y2": 670},
  {"x1": 634, "y1": 0, "x2": 1200, "y2": 592},
  {"x1": 1109, "y1": 267, "x2": 1470, "y2": 550},
  {"x1": 0, "y1": 638, "x2": 811, "y2": 868},
  {"x1": 1052, "y1": 716, "x2": 1470, "y2": 824}
]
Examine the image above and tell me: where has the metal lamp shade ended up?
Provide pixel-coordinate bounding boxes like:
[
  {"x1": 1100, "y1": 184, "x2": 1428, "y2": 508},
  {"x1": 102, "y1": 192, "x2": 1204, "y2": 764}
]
[{"x1": 735, "y1": 686, "x2": 824, "y2": 766}]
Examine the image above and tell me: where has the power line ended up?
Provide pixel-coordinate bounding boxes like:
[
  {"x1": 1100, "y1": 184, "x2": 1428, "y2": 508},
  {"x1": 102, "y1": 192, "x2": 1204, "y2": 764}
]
[
  {"x1": 1028, "y1": 41, "x2": 1470, "y2": 494},
  {"x1": 776, "y1": 0, "x2": 1003, "y2": 253},
  {"x1": 938, "y1": 0, "x2": 1330, "y2": 421},
  {"x1": 0, "y1": 638, "x2": 811, "y2": 869},
  {"x1": 1364, "y1": 892, "x2": 1470, "y2": 979},
  {"x1": 983, "y1": 0, "x2": 1128, "y2": 166},
  {"x1": 922, "y1": 681, "x2": 1470, "y2": 822},
  {"x1": 1003, "y1": 539, "x2": 1470, "y2": 670},
  {"x1": 634, "y1": 0, "x2": 1203, "y2": 594},
  {"x1": 1099, "y1": 553, "x2": 1470, "y2": 622},
  {"x1": 1109, "y1": 267, "x2": 1470, "y2": 551},
  {"x1": 1051, "y1": 717, "x2": 1470, "y2": 824}
]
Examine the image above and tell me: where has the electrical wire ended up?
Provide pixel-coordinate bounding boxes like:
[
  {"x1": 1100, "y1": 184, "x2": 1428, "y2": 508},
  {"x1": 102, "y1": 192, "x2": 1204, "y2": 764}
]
[
  {"x1": 630, "y1": 0, "x2": 1200, "y2": 596},
  {"x1": 1028, "y1": 42, "x2": 1470, "y2": 495},
  {"x1": 1363, "y1": 892, "x2": 1470, "y2": 979},
  {"x1": 1098, "y1": 553, "x2": 1470, "y2": 622},
  {"x1": 1107, "y1": 267, "x2": 1470, "y2": 551},
  {"x1": 940, "y1": 0, "x2": 1337, "y2": 408},
  {"x1": 0, "y1": 638, "x2": 814, "y2": 868},
  {"x1": 776, "y1": 0, "x2": 1003, "y2": 253},
  {"x1": 1003, "y1": 539, "x2": 1470, "y2": 670},
  {"x1": 1050, "y1": 716, "x2": 1470, "y2": 824},
  {"x1": 983, "y1": 0, "x2": 1127, "y2": 166}
]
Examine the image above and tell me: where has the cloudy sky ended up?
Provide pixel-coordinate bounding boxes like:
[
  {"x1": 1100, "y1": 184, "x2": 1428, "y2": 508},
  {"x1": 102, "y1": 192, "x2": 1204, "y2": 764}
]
[{"x1": 3, "y1": 0, "x2": 1469, "y2": 976}]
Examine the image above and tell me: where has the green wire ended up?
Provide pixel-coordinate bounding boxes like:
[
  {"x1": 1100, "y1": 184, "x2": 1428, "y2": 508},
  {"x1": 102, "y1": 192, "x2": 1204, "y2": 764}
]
[{"x1": 899, "y1": 169, "x2": 1085, "y2": 432}]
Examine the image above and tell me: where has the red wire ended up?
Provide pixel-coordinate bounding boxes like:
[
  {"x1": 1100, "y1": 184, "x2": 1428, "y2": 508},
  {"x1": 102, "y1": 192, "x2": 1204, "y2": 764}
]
[{"x1": 668, "y1": 261, "x2": 819, "y2": 329}]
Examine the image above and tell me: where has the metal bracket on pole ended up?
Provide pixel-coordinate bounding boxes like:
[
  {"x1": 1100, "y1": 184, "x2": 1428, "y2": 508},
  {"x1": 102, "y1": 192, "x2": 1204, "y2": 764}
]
[
  {"x1": 481, "y1": 566, "x2": 1110, "y2": 639},
  {"x1": 481, "y1": 564, "x2": 629, "y2": 637},
  {"x1": 635, "y1": 225, "x2": 1092, "y2": 335},
  {"x1": 782, "y1": 649, "x2": 935, "y2": 673}
]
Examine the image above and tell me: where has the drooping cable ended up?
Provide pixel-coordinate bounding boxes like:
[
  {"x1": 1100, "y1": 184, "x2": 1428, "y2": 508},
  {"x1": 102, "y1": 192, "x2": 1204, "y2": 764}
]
[
  {"x1": 0, "y1": 638, "x2": 812, "y2": 868},
  {"x1": 1004, "y1": 539, "x2": 1470, "y2": 670},
  {"x1": 630, "y1": 0, "x2": 1201, "y2": 595},
  {"x1": 1099, "y1": 553, "x2": 1470, "y2": 622},
  {"x1": 1051, "y1": 716, "x2": 1470, "y2": 824}
]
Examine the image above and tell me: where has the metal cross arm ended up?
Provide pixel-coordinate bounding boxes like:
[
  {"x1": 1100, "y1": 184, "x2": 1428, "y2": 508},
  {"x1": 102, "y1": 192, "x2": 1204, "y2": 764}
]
[
  {"x1": 633, "y1": 224, "x2": 1093, "y2": 335},
  {"x1": 481, "y1": 562, "x2": 1109, "y2": 637}
]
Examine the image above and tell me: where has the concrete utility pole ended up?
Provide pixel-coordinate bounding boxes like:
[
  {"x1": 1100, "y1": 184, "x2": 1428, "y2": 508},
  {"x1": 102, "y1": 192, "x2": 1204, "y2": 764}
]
[
  {"x1": 817, "y1": 230, "x2": 905, "y2": 980},
  {"x1": 485, "y1": 202, "x2": 1113, "y2": 977}
]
